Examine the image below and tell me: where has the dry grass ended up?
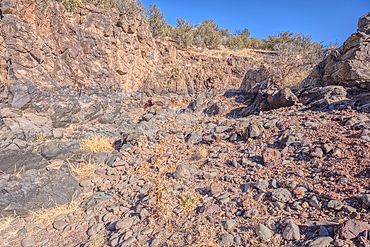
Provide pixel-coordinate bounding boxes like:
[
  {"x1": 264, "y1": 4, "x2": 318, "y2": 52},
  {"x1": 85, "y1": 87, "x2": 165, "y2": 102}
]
[
  {"x1": 68, "y1": 159, "x2": 96, "y2": 179},
  {"x1": 0, "y1": 215, "x2": 13, "y2": 232},
  {"x1": 29, "y1": 195, "x2": 80, "y2": 227},
  {"x1": 36, "y1": 132, "x2": 46, "y2": 142},
  {"x1": 138, "y1": 140, "x2": 178, "y2": 216},
  {"x1": 0, "y1": 214, "x2": 19, "y2": 247},
  {"x1": 13, "y1": 164, "x2": 25, "y2": 178},
  {"x1": 79, "y1": 134, "x2": 114, "y2": 153}
]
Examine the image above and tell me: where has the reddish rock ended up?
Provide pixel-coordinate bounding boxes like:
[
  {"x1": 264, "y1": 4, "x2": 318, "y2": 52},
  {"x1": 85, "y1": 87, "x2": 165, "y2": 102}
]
[
  {"x1": 199, "y1": 203, "x2": 220, "y2": 215},
  {"x1": 262, "y1": 148, "x2": 281, "y2": 164},
  {"x1": 210, "y1": 182, "x2": 224, "y2": 195},
  {"x1": 237, "y1": 194, "x2": 250, "y2": 207},
  {"x1": 337, "y1": 220, "x2": 370, "y2": 240},
  {"x1": 293, "y1": 188, "x2": 305, "y2": 199},
  {"x1": 295, "y1": 169, "x2": 305, "y2": 177},
  {"x1": 277, "y1": 119, "x2": 297, "y2": 131}
]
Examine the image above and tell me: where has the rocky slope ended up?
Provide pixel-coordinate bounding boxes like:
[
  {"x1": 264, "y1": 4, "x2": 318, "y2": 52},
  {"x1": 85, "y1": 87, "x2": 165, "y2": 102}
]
[
  {"x1": 1, "y1": 2, "x2": 370, "y2": 247},
  {"x1": 0, "y1": 0, "x2": 255, "y2": 125}
]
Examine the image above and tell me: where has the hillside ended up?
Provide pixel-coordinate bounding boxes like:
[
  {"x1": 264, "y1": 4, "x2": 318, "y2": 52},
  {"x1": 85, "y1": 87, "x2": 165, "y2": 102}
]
[{"x1": 1, "y1": 1, "x2": 370, "y2": 247}]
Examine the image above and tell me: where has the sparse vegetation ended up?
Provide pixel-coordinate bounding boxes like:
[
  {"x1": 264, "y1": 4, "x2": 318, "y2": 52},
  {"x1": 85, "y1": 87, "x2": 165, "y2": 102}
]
[
  {"x1": 171, "y1": 18, "x2": 194, "y2": 49},
  {"x1": 67, "y1": 158, "x2": 96, "y2": 178},
  {"x1": 79, "y1": 134, "x2": 114, "y2": 153},
  {"x1": 179, "y1": 194, "x2": 201, "y2": 212},
  {"x1": 138, "y1": 140, "x2": 178, "y2": 216},
  {"x1": 147, "y1": 4, "x2": 167, "y2": 39},
  {"x1": 36, "y1": 132, "x2": 46, "y2": 142},
  {"x1": 29, "y1": 196, "x2": 80, "y2": 227}
]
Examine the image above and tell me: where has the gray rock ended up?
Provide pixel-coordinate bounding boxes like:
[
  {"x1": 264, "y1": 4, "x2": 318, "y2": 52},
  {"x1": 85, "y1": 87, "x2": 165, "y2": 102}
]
[
  {"x1": 54, "y1": 220, "x2": 68, "y2": 230},
  {"x1": 21, "y1": 236, "x2": 35, "y2": 247},
  {"x1": 283, "y1": 220, "x2": 300, "y2": 240},
  {"x1": 0, "y1": 169, "x2": 81, "y2": 217},
  {"x1": 173, "y1": 163, "x2": 198, "y2": 180},
  {"x1": 255, "y1": 224, "x2": 272, "y2": 240},
  {"x1": 203, "y1": 170, "x2": 218, "y2": 179},
  {"x1": 293, "y1": 201, "x2": 303, "y2": 210},
  {"x1": 141, "y1": 228, "x2": 153, "y2": 235},
  {"x1": 327, "y1": 200, "x2": 344, "y2": 211},
  {"x1": 129, "y1": 158, "x2": 143, "y2": 166},
  {"x1": 271, "y1": 188, "x2": 292, "y2": 203},
  {"x1": 322, "y1": 144, "x2": 333, "y2": 154},
  {"x1": 0, "y1": 148, "x2": 47, "y2": 174},
  {"x1": 225, "y1": 219, "x2": 236, "y2": 230},
  {"x1": 310, "y1": 147, "x2": 323, "y2": 158},
  {"x1": 304, "y1": 121, "x2": 318, "y2": 127},
  {"x1": 234, "y1": 235, "x2": 242, "y2": 244},
  {"x1": 185, "y1": 131, "x2": 203, "y2": 143},
  {"x1": 319, "y1": 225, "x2": 330, "y2": 236},
  {"x1": 115, "y1": 217, "x2": 134, "y2": 231},
  {"x1": 303, "y1": 236, "x2": 333, "y2": 247},
  {"x1": 205, "y1": 102, "x2": 228, "y2": 116},
  {"x1": 40, "y1": 141, "x2": 65, "y2": 159},
  {"x1": 150, "y1": 238, "x2": 161, "y2": 247},
  {"x1": 255, "y1": 179, "x2": 269, "y2": 191},
  {"x1": 264, "y1": 119, "x2": 278, "y2": 129},
  {"x1": 249, "y1": 124, "x2": 260, "y2": 138},
  {"x1": 81, "y1": 191, "x2": 113, "y2": 212},
  {"x1": 361, "y1": 194, "x2": 370, "y2": 207},
  {"x1": 79, "y1": 180, "x2": 92, "y2": 187},
  {"x1": 121, "y1": 236, "x2": 136, "y2": 246},
  {"x1": 219, "y1": 233, "x2": 234, "y2": 246},
  {"x1": 88, "y1": 222, "x2": 104, "y2": 236},
  {"x1": 310, "y1": 196, "x2": 321, "y2": 209}
]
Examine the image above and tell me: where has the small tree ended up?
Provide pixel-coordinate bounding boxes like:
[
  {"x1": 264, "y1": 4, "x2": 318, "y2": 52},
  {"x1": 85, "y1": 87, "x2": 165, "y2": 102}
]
[
  {"x1": 194, "y1": 20, "x2": 222, "y2": 49},
  {"x1": 236, "y1": 28, "x2": 251, "y2": 49},
  {"x1": 147, "y1": 4, "x2": 167, "y2": 39},
  {"x1": 171, "y1": 18, "x2": 194, "y2": 50},
  {"x1": 226, "y1": 35, "x2": 244, "y2": 50},
  {"x1": 62, "y1": 0, "x2": 81, "y2": 11}
]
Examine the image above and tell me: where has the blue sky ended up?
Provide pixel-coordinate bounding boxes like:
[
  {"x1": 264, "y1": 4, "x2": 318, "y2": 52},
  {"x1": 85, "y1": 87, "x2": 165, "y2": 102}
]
[{"x1": 141, "y1": 0, "x2": 370, "y2": 46}]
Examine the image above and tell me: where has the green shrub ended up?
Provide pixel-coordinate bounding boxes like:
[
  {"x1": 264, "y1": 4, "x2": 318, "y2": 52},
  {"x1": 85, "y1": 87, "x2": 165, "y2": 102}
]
[
  {"x1": 171, "y1": 18, "x2": 194, "y2": 49},
  {"x1": 147, "y1": 4, "x2": 167, "y2": 39},
  {"x1": 226, "y1": 35, "x2": 244, "y2": 50},
  {"x1": 194, "y1": 19, "x2": 221, "y2": 49}
]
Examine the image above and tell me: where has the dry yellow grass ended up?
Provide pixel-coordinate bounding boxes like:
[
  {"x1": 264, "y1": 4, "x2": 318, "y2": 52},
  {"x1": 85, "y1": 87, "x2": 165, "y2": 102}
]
[
  {"x1": 36, "y1": 132, "x2": 46, "y2": 142},
  {"x1": 79, "y1": 134, "x2": 114, "y2": 152},
  {"x1": 29, "y1": 195, "x2": 80, "y2": 227},
  {"x1": 13, "y1": 164, "x2": 25, "y2": 178},
  {"x1": 0, "y1": 215, "x2": 13, "y2": 232},
  {"x1": 67, "y1": 159, "x2": 96, "y2": 179}
]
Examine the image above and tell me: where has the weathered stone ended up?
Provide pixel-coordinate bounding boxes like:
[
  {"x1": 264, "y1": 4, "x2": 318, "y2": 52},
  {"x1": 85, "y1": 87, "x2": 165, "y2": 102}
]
[
  {"x1": 0, "y1": 169, "x2": 81, "y2": 217},
  {"x1": 173, "y1": 163, "x2": 198, "y2": 180},
  {"x1": 337, "y1": 220, "x2": 370, "y2": 240},
  {"x1": 255, "y1": 224, "x2": 272, "y2": 240},
  {"x1": 283, "y1": 220, "x2": 300, "y2": 240},
  {"x1": 115, "y1": 218, "x2": 134, "y2": 231},
  {"x1": 271, "y1": 188, "x2": 292, "y2": 203}
]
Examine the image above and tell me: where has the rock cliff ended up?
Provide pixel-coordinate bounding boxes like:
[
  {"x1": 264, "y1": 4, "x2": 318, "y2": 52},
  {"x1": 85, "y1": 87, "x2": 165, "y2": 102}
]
[{"x1": 0, "y1": 0, "x2": 254, "y2": 126}]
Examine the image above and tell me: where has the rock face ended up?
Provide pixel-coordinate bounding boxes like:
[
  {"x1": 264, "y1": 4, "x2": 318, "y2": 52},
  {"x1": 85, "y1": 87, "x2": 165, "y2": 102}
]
[
  {"x1": 0, "y1": 0, "x2": 254, "y2": 129},
  {"x1": 302, "y1": 12, "x2": 370, "y2": 91},
  {"x1": 0, "y1": 169, "x2": 80, "y2": 217}
]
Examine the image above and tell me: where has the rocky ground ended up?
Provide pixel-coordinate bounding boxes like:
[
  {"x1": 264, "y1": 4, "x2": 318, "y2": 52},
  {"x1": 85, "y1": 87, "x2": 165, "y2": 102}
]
[
  {"x1": 1, "y1": 91, "x2": 370, "y2": 247},
  {"x1": 1, "y1": 1, "x2": 370, "y2": 246}
]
